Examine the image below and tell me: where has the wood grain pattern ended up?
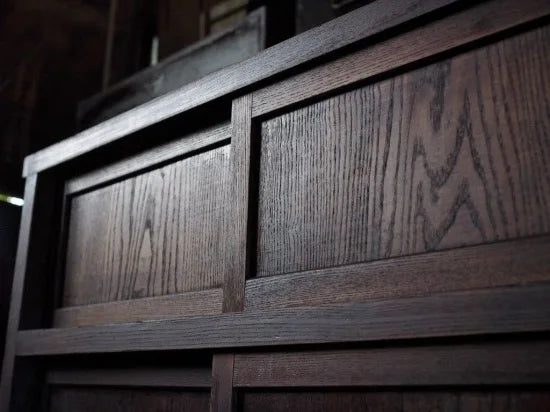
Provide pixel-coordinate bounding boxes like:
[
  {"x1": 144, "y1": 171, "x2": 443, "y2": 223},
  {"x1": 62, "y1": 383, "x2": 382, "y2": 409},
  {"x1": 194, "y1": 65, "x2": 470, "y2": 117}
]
[
  {"x1": 252, "y1": 0, "x2": 550, "y2": 117},
  {"x1": 63, "y1": 145, "x2": 230, "y2": 306},
  {"x1": 54, "y1": 289, "x2": 222, "y2": 328},
  {"x1": 245, "y1": 236, "x2": 550, "y2": 310},
  {"x1": 257, "y1": 24, "x2": 550, "y2": 277},
  {"x1": 223, "y1": 95, "x2": 253, "y2": 313},
  {"x1": 15, "y1": 284, "x2": 550, "y2": 356},
  {"x1": 49, "y1": 387, "x2": 210, "y2": 412},
  {"x1": 234, "y1": 341, "x2": 550, "y2": 387},
  {"x1": 65, "y1": 123, "x2": 231, "y2": 195},
  {"x1": 241, "y1": 391, "x2": 550, "y2": 412},
  {"x1": 47, "y1": 368, "x2": 212, "y2": 388},
  {"x1": 22, "y1": 0, "x2": 460, "y2": 176}
]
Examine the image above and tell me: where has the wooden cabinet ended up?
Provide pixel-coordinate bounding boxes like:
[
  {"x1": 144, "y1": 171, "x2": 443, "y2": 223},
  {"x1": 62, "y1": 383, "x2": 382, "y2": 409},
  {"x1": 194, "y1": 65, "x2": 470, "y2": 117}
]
[{"x1": 2, "y1": 0, "x2": 550, "y2": 411}]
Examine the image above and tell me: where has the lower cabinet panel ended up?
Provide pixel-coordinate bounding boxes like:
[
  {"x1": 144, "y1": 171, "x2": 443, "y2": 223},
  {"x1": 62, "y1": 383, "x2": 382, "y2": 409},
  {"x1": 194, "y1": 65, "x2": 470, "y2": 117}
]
[
  {"x1": 49, "y1": 387, "x2": 210, "y2": 412},
  {"x1": 240, "y1": 390, "x2": 550, "y2": 412}
]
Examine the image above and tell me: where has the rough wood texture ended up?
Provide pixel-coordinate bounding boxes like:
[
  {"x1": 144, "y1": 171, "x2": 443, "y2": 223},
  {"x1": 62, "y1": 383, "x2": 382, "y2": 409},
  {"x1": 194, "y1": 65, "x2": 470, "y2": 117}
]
[
  {"x1": 49, "y1": 387, "x2": 210, "y2": 412},
  {"x1": 65, "y1": 123, "x2": 231, "y2": 195},
  {"x1": 257, "y1": 24, "x2": 550, "y2": 277},
  {"x1": 234, "y1": 341, "x2": 550, "y2": 387},
  {"x1": 245, "y1": 236, "x2": 550, "y2": 310},
  {"x1": 241, "y1": 391, "x2": 550, "y2": 412},
  {"x1": 47, "y1": 368, "x2": 212, "y2": 388},
  {"x1": 252, "y1": 0, "x2": 550, "y2": 117},
  {"x1": 64, "y1": 145, "x2": 230, "y2": 306},
  {"x1": 54, "y1": 289, "x2": 222, "y2": 328},
  {"x1": 15, "y1": 285, "x2": 550, "y2": 356},
  {"x1": 223, "y1": 95, "x2": 252, "y2": 312},
  {"x1": 22, "y1": 0, "x2": 460, "y2": 176}
]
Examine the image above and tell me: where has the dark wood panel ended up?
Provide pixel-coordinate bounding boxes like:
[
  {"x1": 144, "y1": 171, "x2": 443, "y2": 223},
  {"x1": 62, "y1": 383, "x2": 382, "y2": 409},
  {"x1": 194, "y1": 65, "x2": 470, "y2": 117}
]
[
  {"x1": 15, "y1": 284, "x2": 550, "y2": 356},
  {"x1": 49, "y1": 387, "x2": 210, "y2": 412},
  {"x1": 245, "y1": 236, "x2": 550, "y2": 310},
  {"x1": 257, "y1": 24, "x2": 550, "y2": 277},
  {"x1": 234, "y1": 341, "x2": 550, "y2": 387},
  {"x1": 65, "y1": 123, "x2": 231, "y2": 195},
  {"x1": 252, "y1": 0, "x2": 550, "y2": 117},
  {"x1": 240, "y1": 390, "x2": 550, "y2": 412},
  {"x1": 63, "y1": 145, "x2": 230, "y2": 306},
  {"x1": 47, "y1": 368, "x2": 211, "y2": 388},
  {"x1": 54, "y1": 289, "x2": 222, "y2": 328},
  {"x1": 22, "y1": 0, "x2": 460, "y2": 176}
]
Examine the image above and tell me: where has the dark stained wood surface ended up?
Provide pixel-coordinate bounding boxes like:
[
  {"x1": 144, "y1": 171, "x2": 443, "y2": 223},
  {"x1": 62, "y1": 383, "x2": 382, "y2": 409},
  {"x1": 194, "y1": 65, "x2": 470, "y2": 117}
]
[
  {"x1": 65, "y1": 122, "x2": 231, "y2": 195},
  {"x1": 245, "y1": 236, "x2": 550, "y2": 310},
  {"x1": 54, "y1": 288, "x2": 222, "y2": 328},
  {"x1": 211, "y1": 354, "x2": 236, "y2": 412},
  {"x1": 22, "y1": 0, "x2": 461, "y2": 176},
  {"x1": 233, "y1": 341, "x2": 550, "y2": 387},
  {"x1": 63, "y1": 145, "x2": 230, "y2": 306},
  {"x1": 256, "y1": 23, "x2": 550, "y2": 277},
  {"x1": 47, "y1": 368, "x2": 212, "y2": 388},
  {"x1": 49, "y1": 387, "x2": 210, "y2": 412},
  {"x1": 15, "y1": 284, "x2": 550, "y2": 356},
  {"x1": 223, "y1": 95, "x2": 253, "y2": 313},
  {"x1": 252, "y1": 0, "x2": 550, "y2": 117},
  {"x1": 240, "y1": 390, "x2": 550, "y2": 412}
]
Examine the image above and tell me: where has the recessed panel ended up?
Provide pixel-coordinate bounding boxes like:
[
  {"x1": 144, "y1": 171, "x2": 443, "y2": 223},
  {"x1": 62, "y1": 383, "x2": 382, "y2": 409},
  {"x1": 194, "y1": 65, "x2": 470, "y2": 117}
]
[
  {"x1": 64, "y1": 145, "x2": 230, "y2": 306},
  {"x1": 256, "y1": 26, "x2": 550, "y2": 277},
  {"x1": 50, "y1": 387, "x2": 209, "y2": 412}
]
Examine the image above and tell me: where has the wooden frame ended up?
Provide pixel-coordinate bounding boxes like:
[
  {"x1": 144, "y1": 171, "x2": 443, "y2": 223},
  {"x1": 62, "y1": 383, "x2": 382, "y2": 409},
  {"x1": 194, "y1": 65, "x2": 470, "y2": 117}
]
[{"x1": 3, "y1": 0, "x2": 550, "y2": 410}]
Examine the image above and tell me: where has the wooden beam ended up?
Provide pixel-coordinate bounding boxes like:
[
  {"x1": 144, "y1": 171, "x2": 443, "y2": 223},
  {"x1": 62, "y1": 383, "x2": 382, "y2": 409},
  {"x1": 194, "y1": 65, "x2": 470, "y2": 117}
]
[{"x1": 15, "y1": 284, "x2": 550, "y2": 356}]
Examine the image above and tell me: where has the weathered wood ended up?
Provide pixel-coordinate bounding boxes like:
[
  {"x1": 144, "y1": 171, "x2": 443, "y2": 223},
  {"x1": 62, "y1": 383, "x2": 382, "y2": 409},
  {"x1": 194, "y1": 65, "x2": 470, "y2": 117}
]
[
  {"x1": 23, "y1": 0, "x2": 461, "y2": 176},
  {"x1": 63, "y1": 145, "x2": 230, "y2": 306},
  {"x1": 49, "y1": 387, "x2": 210, "y2": 412},
  {"x1": 252, "y1": 0, "x2": 550, "y2": 116},
  {"x1": 234, "y1": 341, "x2": 550, "y2": 387},
  {"x1": 65, "y1": 122, "x2": 231, "y2": 195},
  {"x1": 256, "y1": 22, "x2": 550, "y2": 277},
  {"x1": 245, "y1": 236, "x2": 550, "y2": 310},
  {"x1": 223, "y1": 95, "x2": 253, "y2": 312},
  {"x1": 47, "y1": 367, "x2": 212, "y2": 388},
  {"x1": 15, "y1": 284, "x2": 550, "y2": 356},
  {"x1": 54, "y1": 289, "x2": 223, "y2": 328}
]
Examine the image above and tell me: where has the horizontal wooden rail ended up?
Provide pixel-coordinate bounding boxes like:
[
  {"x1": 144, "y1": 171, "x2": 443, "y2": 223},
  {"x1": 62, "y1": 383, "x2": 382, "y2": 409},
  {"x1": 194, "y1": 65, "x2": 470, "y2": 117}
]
[
  {"x1": 54, "y1": 288, "x2": 223, "y2": 328},
  {"x1": 23, "y1": 0, "x2": 460, "y2": 176},
  {"x1": 16, "y1": 284, "x2": 550, "y2": 356},
  {"x1": 234, "y1": 341, "x2": 550, "y2": 387},
  {"x1": 251, "y1": 0, "x2": 550, "y2": 117},
  {"x1": 245, "y1": 236, "x2": 550, "y2": 310},
  {"x1": 65, "y1": 123, "x2": 231, "y2": 195}
]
